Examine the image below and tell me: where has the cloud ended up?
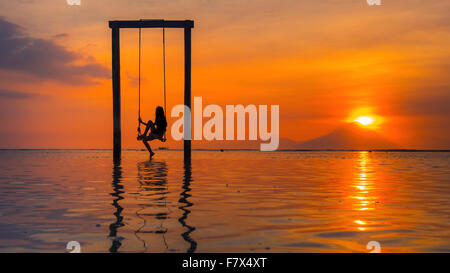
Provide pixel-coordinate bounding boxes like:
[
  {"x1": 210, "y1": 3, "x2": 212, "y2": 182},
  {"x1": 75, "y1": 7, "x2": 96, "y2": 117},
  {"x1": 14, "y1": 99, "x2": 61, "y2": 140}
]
[
  {"x1": 0, "y1": 89, "x2": 47, "y2": 100},
  {"x1": 126, "y1": 71, "x2": 147, "y2": 87},
  {"x1": 0, "y1": 17, "x2": 109, "y2": 85},
  {"x1": 52, "y1": 33, "x2": 69, "y2": 40},
  {"x1": 398, "y1": 90, "x2": 450, "y2": 117}
]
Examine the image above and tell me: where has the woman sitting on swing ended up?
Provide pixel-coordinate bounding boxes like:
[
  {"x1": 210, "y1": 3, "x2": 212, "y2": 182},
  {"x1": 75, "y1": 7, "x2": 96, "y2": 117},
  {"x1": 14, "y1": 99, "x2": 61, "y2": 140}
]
[{"x1": 137, "y1": 106, "x2": 167, "y2": 157}]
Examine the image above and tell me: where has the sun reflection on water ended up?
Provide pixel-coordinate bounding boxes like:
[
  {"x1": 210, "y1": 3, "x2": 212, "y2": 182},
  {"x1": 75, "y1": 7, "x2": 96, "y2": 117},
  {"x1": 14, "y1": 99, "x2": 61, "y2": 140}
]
[{"x1": 351, "y1": 151, "x2": 378, "y2": 231}]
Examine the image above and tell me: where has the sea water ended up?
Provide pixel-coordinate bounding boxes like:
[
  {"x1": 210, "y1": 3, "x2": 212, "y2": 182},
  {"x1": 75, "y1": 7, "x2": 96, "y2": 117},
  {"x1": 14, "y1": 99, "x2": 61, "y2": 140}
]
[{"x1": 0, "y1": 150, "x2": 448, "y2": 252}]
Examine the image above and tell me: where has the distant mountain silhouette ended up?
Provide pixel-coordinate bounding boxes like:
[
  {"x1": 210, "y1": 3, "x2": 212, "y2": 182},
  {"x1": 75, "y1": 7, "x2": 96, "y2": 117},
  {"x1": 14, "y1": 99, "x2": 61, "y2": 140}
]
[
  {"x1": 296, "y1": 123, "x2": 398, "y2": 150},
  {"x1": 163, "y1": 138, "x2": 298, "y2": 150},
  {"x1": 153, "y1": 123, "x2": 397, "y2": 150}
]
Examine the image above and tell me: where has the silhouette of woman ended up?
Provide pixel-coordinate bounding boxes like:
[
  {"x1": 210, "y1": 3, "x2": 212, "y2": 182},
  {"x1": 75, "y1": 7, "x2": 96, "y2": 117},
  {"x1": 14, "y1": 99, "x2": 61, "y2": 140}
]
[{"x1": 137, "y1": 106, "x2": 167, "y2": 157}]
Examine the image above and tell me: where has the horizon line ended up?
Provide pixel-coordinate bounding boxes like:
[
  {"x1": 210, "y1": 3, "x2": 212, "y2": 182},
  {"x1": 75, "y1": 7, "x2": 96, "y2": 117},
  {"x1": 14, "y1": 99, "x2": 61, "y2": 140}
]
[{"x1": 0, "y1": 148, "x2": 449, "y2": 152}]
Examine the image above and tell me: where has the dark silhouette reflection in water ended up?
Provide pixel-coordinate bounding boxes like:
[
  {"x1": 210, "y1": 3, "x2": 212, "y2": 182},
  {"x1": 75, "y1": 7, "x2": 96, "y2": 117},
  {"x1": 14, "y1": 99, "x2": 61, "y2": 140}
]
[
  {"x1": 135, "y1": 159, "x2": 169, "y2": 252},
  {"x1": 109, "y1": 157, "x2": 125, "y2": 253},
  {"x1": 179, "y1": 157, "x2": 197, "y2": 253}
]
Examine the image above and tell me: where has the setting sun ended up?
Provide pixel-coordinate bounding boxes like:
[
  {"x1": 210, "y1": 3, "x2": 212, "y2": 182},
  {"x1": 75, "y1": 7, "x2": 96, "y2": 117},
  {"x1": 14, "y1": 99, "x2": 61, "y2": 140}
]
[
  {"x1": 346, "y1": 107, "x2": 384, "y2": 130},
  {"x1": 354, "y1": 116, "x2": 375, "y2": 126}
]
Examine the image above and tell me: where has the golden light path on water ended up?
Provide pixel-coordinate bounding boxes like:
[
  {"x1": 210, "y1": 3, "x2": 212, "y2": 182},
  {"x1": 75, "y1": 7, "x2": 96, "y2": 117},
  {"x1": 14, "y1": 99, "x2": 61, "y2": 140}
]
[{"x1": 351, "y1": 151, "x2": 375, "y2": 232}]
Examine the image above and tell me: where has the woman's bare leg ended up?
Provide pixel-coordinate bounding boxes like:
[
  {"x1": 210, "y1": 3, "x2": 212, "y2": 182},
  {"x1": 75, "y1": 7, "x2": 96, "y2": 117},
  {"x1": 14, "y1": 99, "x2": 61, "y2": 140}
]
[
  {"x1": 142, "y1": 140, "x2": 155, "y2": 157},
  {"x1": 143, "y1": 120, "x2": 155, "y2": 137}
]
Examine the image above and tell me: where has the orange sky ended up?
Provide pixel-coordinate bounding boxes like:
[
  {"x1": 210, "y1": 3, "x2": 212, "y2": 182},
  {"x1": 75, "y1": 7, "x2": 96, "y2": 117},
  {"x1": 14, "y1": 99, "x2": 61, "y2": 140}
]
[{"x1": 0, "y1": 0, "x2": 449, "y2": 149}]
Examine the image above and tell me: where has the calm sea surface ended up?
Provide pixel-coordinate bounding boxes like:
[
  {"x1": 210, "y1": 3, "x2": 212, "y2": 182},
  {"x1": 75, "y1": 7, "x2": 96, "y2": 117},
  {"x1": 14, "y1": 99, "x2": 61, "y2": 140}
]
[{"x1": 0, "y1": 150, "x2": 449, "y2": 253}]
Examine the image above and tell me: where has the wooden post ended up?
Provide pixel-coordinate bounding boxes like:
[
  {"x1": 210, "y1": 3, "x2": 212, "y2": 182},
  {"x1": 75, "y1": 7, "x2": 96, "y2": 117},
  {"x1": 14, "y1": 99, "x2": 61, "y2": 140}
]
[
  {"x1": 112, "y1": 26, "x2": 121, "y2": 159},
  {"x1": 184, "y1": 26, "x2": 191, "y2": 160}
]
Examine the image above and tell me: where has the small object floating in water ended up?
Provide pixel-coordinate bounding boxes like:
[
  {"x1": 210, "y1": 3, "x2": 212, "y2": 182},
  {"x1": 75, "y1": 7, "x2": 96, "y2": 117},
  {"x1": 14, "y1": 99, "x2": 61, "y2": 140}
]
[{"x1": 95, "y1": 224, "x2": 101, "y2": 227}]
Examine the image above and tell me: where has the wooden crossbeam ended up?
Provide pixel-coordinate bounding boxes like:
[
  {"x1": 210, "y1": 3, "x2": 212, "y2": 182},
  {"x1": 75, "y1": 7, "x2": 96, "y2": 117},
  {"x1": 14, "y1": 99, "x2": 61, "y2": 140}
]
[{"x1": 109, "y1": 19, "x2": 194, "y2": 29}]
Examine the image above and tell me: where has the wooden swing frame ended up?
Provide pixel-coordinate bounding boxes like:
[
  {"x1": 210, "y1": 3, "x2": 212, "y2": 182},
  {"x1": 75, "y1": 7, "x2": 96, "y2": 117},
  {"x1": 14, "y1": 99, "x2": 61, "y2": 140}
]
[{"x1": 109, "y1": 19, "x2": 194, "y2": 160}]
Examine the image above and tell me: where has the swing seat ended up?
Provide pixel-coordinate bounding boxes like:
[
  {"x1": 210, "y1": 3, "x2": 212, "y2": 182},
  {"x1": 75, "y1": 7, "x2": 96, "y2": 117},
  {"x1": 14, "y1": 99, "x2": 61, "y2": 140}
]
[
  {"x1": 137, "y1": 129, "x2": 167, "y2": 142},
  {"x1": 137, "y1": 134, "x2": 166, "y2": 141}
]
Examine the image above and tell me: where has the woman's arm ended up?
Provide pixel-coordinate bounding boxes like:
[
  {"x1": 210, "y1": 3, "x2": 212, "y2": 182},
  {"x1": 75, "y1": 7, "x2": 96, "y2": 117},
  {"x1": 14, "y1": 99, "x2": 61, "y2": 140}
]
[{"x1": 139, "y1": 117, "x2": 147, "y2": 125}]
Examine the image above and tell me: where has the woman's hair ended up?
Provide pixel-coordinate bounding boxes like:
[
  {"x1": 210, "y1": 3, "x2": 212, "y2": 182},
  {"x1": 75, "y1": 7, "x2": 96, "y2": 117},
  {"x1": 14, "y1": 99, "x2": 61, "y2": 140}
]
[
  {"x1": 155, "y1": 106, "x2": 167, "y2": 128},
  {"x1": 155, "y1": 106, "x2": 164, "y2": 118}
]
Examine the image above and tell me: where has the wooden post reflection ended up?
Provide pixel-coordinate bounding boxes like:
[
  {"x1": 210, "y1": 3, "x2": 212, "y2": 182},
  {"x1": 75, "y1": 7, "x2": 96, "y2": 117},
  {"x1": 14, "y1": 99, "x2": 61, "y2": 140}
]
[
  {"x1": 109, "y1": 157, "x2": 125, "y2": 252},
  {"x1": 178, "y1": 157, "x2": 197, "y2": 252}
]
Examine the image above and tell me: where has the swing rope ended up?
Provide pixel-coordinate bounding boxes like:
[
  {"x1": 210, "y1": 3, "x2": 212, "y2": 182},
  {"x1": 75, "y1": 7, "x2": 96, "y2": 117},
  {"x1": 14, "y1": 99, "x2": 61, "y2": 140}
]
[
  {"x1": 162, "y1": 27, "x2": 167, "y2": 141},
  {"x1": 137, "y1": 25, "x2": 167, "y2": 142},
  {"x1": 138, "y1": 27, "x2": 142, "y2": 135}
]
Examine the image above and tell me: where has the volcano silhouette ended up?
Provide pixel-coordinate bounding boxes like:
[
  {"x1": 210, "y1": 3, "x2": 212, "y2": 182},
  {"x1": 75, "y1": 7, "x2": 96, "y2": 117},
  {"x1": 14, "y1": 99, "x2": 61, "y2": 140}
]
[{"x1": 296, "y1": 123, "x2": 398, "y2": 150}]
